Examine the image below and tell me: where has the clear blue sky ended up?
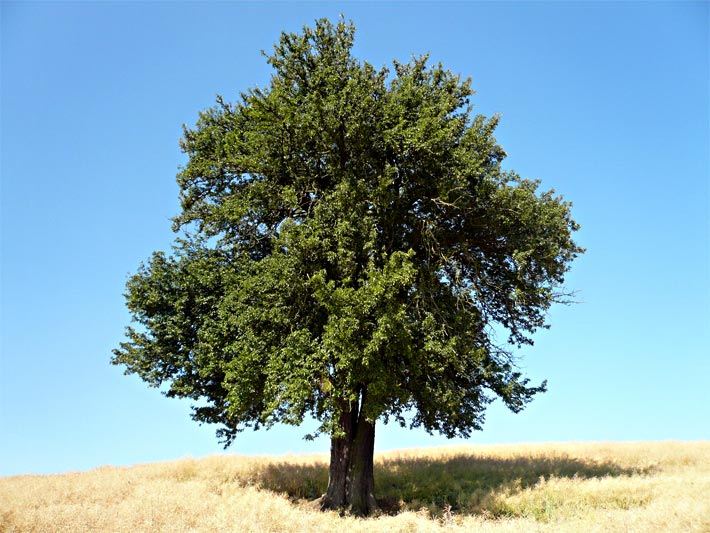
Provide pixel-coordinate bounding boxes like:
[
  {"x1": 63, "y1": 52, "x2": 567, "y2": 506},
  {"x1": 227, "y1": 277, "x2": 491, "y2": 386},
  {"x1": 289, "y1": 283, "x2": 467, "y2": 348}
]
[{"x1": 1, "y1": 2, "x2": 708, "y2": 476}]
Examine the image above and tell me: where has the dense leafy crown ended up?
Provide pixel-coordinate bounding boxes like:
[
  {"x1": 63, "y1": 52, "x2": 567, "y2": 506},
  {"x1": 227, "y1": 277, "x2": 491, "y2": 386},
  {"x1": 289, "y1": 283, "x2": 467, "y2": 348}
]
[{"x1": 113, "y1": 19, "x2": 582, "y2": 445}]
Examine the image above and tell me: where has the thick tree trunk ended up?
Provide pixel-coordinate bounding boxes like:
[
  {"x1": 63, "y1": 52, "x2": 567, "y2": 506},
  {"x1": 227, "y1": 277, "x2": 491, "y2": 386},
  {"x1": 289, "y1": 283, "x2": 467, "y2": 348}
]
[
  {"x1": 321, "y1": 406, "x2": 356, "y2": 509},
  {"x1": 346, "y1": 417, "x2": 377, "y2": 516},
  {"x1": 319, "y1": 391, "x2": 378, "y2": 516}
]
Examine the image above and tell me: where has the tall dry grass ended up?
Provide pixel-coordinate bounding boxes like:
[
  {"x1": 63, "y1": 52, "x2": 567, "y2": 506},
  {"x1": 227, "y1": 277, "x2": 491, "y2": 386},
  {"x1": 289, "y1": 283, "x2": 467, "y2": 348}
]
[{"x1": 1, "y1": 442, "x2": 708, "y2": 532}]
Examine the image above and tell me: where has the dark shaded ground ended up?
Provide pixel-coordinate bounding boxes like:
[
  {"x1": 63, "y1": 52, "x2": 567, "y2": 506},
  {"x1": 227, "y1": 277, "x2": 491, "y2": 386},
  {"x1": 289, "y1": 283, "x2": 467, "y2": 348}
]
[{"x1": 245, "y1": 451, "x2": 653, "y2": 517}]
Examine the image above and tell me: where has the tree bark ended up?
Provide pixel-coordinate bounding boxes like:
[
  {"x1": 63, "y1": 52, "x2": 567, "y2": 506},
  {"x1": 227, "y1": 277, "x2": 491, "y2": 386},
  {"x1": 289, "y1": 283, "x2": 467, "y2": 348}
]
[
  {"x1": 320, "y1": 405, "x2": 356, "y2": 509},
  {"x1": 346, "y1": 417, "x2": 377, "y2": 516},
  {"x1": 319, "y1": 392, "x2": 378, "y2": 516}
]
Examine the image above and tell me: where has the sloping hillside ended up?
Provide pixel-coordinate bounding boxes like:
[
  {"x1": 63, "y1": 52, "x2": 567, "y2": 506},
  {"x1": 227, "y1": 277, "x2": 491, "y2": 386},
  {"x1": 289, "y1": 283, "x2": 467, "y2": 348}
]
[{"x1": 2, "y1": 442, "x2": 708, "y2": 532}]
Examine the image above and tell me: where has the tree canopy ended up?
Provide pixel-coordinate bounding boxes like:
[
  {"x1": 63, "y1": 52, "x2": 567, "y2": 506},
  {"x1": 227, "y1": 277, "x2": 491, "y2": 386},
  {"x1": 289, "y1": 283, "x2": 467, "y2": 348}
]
[{"x1": 113, "y1": 18, "x2": 582, "y2": 514}]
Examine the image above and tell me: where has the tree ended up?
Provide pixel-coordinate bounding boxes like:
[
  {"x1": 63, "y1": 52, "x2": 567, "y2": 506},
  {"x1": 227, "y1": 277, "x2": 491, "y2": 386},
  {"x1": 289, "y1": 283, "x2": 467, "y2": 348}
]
[{"x1": 112, "y1": 18, "x2": 583, "y2": 516}]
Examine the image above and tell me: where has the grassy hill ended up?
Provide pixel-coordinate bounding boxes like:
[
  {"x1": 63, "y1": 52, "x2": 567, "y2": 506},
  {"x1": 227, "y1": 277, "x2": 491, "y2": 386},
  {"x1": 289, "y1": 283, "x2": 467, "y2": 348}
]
[{"x1": 2, "y1": 442, "x2": 708, "y2": 532}]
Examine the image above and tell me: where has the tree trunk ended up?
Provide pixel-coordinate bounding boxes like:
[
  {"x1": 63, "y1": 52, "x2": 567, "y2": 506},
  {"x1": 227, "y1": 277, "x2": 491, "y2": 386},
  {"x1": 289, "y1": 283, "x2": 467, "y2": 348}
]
[
  {"x1": 319, "y1": 392, "x2": 378, "y2": 516},
  {"x1": 346, "y1": 417, "x2": 377, "y2": 516},
  {"x1": 320, "y1": 406, "x2": 356, "y2": 509}
]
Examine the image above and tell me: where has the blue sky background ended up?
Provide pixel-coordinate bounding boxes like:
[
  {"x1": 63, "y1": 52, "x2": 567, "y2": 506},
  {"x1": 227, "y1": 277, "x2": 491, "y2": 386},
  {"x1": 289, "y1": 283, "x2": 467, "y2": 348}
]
[{"x1": 1, "y1": 2, "x2": 708, "y2": 476}]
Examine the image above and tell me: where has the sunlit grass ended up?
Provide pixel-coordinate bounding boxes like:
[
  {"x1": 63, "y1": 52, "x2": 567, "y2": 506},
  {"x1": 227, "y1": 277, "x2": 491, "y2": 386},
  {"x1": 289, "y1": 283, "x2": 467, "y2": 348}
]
[{"x1": 2, "y1": 442, "x2": 708, "y2": 532}]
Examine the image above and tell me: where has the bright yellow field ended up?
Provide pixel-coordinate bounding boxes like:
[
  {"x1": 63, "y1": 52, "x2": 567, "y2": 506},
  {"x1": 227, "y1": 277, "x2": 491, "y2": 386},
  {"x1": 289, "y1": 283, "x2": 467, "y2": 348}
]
[{"x1": 1, "y1": 442, "x2": 708, "y2": 532}]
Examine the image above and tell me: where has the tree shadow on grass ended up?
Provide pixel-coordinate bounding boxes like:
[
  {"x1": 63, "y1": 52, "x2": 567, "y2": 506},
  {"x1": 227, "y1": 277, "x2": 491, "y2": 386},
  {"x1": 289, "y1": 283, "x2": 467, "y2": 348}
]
[{"x1": 247, "y1": 451, "x2": 654, "y2": 518}]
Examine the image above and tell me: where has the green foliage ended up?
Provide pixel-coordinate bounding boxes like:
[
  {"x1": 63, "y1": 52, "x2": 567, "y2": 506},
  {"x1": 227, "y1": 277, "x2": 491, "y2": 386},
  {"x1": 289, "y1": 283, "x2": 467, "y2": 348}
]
[{"x1": 113, "y1": 18, "x2": 583, "y2": 445}]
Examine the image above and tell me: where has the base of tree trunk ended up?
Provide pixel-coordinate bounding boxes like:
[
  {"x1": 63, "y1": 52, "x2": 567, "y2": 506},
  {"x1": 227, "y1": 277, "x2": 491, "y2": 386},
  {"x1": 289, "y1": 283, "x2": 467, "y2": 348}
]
[
  {"x1": 311, "y1": 494, "x2": 339, "y2": 512},
  {"x1": 318, "y1": 403, "x2": 379, "y2": 516},
  {"x1": 313, "y1": 494, "x2": 380, "y2": 516}
]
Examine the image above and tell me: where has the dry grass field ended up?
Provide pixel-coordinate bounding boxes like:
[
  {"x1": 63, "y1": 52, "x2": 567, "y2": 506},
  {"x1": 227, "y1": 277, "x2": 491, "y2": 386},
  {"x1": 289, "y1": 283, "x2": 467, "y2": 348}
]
[{"x1": 1, "y1": 442, "x2": 708, "y2": 532}]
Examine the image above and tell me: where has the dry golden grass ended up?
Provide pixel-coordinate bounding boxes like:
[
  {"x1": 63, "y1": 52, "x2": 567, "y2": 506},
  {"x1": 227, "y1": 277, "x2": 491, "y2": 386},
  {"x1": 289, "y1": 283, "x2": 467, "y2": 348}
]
[{"x1": 2, "y1": 442, "x2": 708, "y2": 532}]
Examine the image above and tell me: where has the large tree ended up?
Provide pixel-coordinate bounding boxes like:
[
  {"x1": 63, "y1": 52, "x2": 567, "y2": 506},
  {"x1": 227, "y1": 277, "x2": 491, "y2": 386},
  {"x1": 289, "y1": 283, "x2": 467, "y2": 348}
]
[{"x1": 113, "y1": 19, "x2": 582, "y2": 516}]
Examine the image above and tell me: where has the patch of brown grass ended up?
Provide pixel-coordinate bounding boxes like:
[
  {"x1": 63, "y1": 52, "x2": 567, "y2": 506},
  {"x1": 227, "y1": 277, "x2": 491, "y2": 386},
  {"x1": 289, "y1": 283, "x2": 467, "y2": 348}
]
[{"x1": 1, "y1": 442, "x2": 708, "y2": 532}]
